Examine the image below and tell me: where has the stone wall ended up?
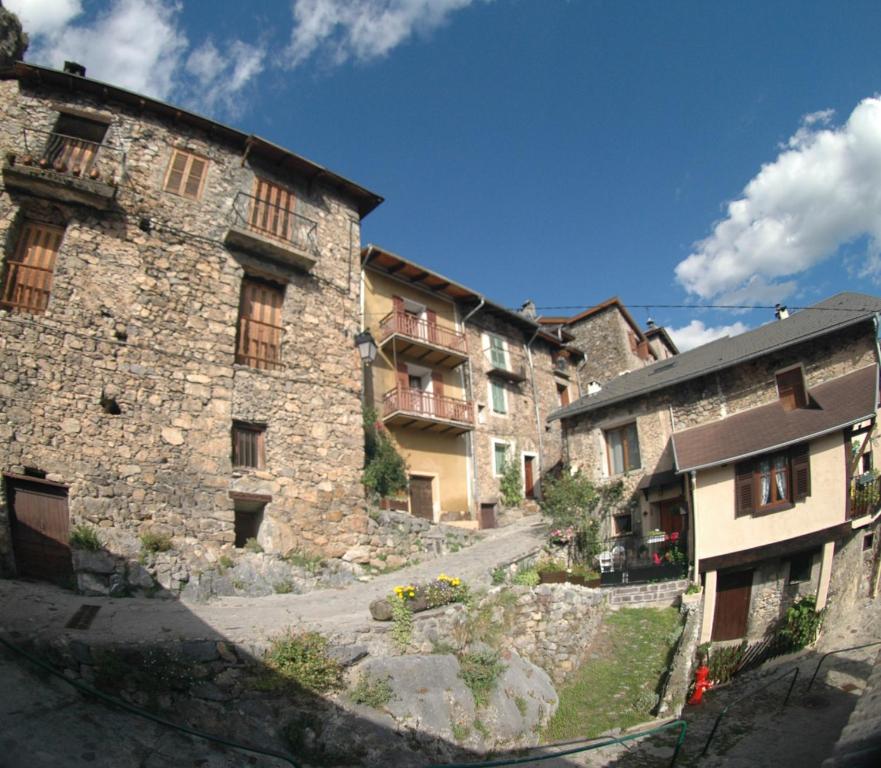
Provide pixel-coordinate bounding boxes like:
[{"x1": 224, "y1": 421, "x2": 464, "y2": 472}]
[
  {"x1": 0, "y1": 77, "x2": 371, "y2": 585},
  {"x1": 608, "y1": 579, "x2": 690, "y2": 607},
  {"x1": 826, "y1": 523, "x2": 881, "y2": 630},
  {"x1": 657, "y1": 589, "x2": 703, "y2": 718}
]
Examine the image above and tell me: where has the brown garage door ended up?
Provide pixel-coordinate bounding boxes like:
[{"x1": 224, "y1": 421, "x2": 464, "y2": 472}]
[
  {"x1": 712, "y1": 569, "x2": 753, "y2": 641},
  {"x1": 6, "y1": 475, "x2": 72, "y2": 582},
  {"x1": 409, "y1": 475, "x2": 434, "y2": 520}
]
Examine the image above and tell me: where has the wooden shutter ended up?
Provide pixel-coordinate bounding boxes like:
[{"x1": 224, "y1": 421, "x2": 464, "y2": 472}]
[
  {"x1": 250, "y1": 178, "x2": 295, "y2": 241},
  {"x1": 164, "y1": 149, "x2": 208, "y2": 199},
  {"x1": 790, "y1": 443, "x2": 811, "y2": 501},
  {"x1": 236, "y1": 276, "x2": 284, "y2": 369},
  {"x1": 392, "y1": 295, "x2": 404, "y2": 313},
  {"x1": 425, "y1": 308, "x2": 438, "y2": 344},
  {"x1": 431, "y1": 370, "x2": 444, "y2": 398},
  {"x1": 734, "y1": 460, "x2": 755, "y2": 517},
  {"x1": 396, "y1": 360, "x2": 409, "y2": 390},
  {"x1": 1, "y1": 222, "x2": 64, "y2": 313}
]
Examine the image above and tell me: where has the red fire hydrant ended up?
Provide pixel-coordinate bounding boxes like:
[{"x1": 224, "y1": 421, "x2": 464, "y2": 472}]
[{"x1": 688, "y1": 664, "x2": 711, "y2": 705}]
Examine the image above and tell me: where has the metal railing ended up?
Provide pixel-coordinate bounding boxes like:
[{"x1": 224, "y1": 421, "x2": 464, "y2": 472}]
[
  {"x1": 429, "y1": 719, "x2": 688, "y2": 767},
  {"x1": 849, "y1": 473, "x2": 881, "y2": 518},
  {"x1": 379, "y1": 309, "x2": 468, "y2": 354},
  {"x1": 383, "y1": 386, "x2": 474, "y2": 425},
  {"x1": 806, "y1": 640, "x2": 881, "y2": 691},
  {"x1": 0, "y1": 634, "x2": 298, "y2": 767},
  {"x1": 596, "y1": 532, "x2": 688, "y2": 583},
  {"x1": 11, "y1": 127, "x2": 126, "y2": 185},
  {"x1": 701, "y1": 666, "x2": 799, "y2": 756},
  {"x1": 230, "y1": 191, "x2": 318, "y2": 255}
]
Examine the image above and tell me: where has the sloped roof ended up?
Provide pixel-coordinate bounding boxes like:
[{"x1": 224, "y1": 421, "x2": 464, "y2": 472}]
[
  {"x1": 550, "y1": 292, "x2": 881, "y2": 421},
  {"x1": 672, "y1": 365, "x2": 878, "y2": 472}
]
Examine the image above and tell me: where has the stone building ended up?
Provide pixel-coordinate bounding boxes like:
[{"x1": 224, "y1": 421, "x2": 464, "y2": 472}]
[
  {"x1": 0, "y1": 61, "x2": 383, "y2": 591},
  {"x1": 551, "y1": 292, "x2": 881, "y2": 642},
  {"x1": 539, "y1": 296, "x2": 674, "y2": 392},
  {"x1": 360, "y1": 246, "x2": 581, "y2": 522}
]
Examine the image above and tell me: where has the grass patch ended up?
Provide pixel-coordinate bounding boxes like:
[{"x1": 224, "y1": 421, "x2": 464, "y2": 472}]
[
  {"x1": 459, "y1": 648, "x2": 505, "y2": 708},
  {"x1": 349, "y1": 672, "x2": 394, "y2": 709},
  {"x1": 70, "y1": 524, "x2": 101, "y2": 551},
  {"x1": 140, "y1": 531, "x2": 172, "y2": 554},
  {"x1": 544, "y1": 606, "x2": 682, "y2": 741},
  {"x1": 263, "y1": 631, "x2": 343, "y2": 693}
]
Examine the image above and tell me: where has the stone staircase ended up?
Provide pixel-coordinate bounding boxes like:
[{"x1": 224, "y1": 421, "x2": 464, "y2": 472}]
[{"x1": 607, "y1": 578, "x2": 690, "y2": 607}]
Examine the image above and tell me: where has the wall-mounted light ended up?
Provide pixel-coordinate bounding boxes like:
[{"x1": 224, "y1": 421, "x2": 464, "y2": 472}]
[{"x1": 354, "y1": 330, "x2": 377, "y2": 365}]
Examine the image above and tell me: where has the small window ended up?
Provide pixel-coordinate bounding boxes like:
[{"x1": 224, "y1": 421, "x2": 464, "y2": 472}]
[
  {"x1": 493, "y1": 441, "x2": 510, "y2": 476},
  {"x1": 236, "y1": 275, "x2": 284, "y2": 369},
  {"x1": 735, "y1": 444, "x2": 810, "y2": 516},
  {"x1": 605, "y1": 422, "x2": 641, "y2": 475},
  {"x1": 232, "y1": 422, "x2": 265, "y2": 469},
  {"x1": 613, "y1": 514, "x2": 633, "y2": 536},
  {"x1": 1, "y1": 222, "x2": 64, "y2": 313},
  {"x1": 489, "y1": 379, "x2": 507, "y2": 414},
  {"x1": 164, "y1": 149, "x2": 208, "y2": 200},
  {"x1": 776, "y1": 367, "x2": 808, "y2": 411},
  {"x1": 787, "y1": 551, "x2": 814, "y2": 584}
]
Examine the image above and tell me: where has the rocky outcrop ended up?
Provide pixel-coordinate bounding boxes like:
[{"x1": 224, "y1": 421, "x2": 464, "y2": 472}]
[{"x1": 0, "y1": 2, "x2": 28, "y2": 68}]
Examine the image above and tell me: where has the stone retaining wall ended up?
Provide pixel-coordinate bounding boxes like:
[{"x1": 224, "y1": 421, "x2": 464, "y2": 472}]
[
  {"x1": 608, "y1": 579, "x2": 689, "y2": 607},
  {"x1": 657, "y1": 589, "x2": 703, "y2": 718}
]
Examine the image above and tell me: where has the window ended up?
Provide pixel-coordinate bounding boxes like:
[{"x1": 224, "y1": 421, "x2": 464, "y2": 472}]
[
  {"x1": 493, "y1": 441, "x2": 511, "y2": 476},
  {"x1": 776, "y1": 367, "x2": 808, "y2": 411},
  {"x1": 236, "y1": 276, "x2": 284, "y2": 369},
  {"x1": 233, "y1": 498, "x2": 266, "y2": 548},
  {"x1": 605, "y1": 422, "x2": 641, "y2": 475},
  {"x1": 248, "y1": 177, "x2": 296, "y2": 241},
  {"x1": 787, "y1": 551, "x2": 814, "y2": 584},
  {"x1": 864, "y1": 532, "x2": 875, "y2": 552},
  {"x1": 613, "y1": 513, "x2": 633, "y2": 536},
  {"x1": 44, "y1": 112, "x2": 108, "y2": 174},
  {"x1": 735, "y1": 443, "x2": 810, "y2": 516},
  {"x1": 232, "y1": 422, "x2": 265, "y2": 469},
  {"x1": 487, "y1": 333, "x2": 507, "y2": 369},
  {"x1": 557, "y1": 382, "x2": 570, "y2": 407},
  {"x1": 163, "y1": 149, "x2": 208, "y2": 199},
  {"x1": 490, "y1": 380, "x2": 507, "y2": 414},
  {"x1": 1, "y1": 222, "x2": 64, "y2": 313}
]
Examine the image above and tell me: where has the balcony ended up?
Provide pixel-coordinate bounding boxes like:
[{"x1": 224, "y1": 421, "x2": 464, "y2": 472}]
[
  {"x1": 378, "y1": 310, "x2": 468, "y2": 369},
  {"x1": 486, "y1": 354, "x2": 528, "y2": 384},
  {"x1": 3, "y1": 128, "x2": 124, "y2": 209},
  {"x1": 382, "y1": 386, "x2": 474, "y2": 434},
  {"x1": 225, "y1": 191, "x2": 318, "y2": 272},
  {"x1": 849, "y1": 472, "x2": 881, "y2": 520},
  {"x1": 596, "y1": 532, "x2": 689, "y2": 585}
]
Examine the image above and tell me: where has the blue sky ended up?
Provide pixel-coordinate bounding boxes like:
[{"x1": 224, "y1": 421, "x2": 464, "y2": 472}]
[{"x1": 9, "y1": 0, "x2": 881, "y2": 349}]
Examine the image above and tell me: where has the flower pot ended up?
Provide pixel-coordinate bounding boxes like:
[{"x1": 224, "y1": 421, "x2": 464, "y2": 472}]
[{"x1": 538, "y1": 570, "x2": 568, "y2": 584}]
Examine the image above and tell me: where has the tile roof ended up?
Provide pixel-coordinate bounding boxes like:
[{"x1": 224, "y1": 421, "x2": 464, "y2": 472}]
[
  {"x1": 672, "y1": 365, "x2": 878, "y2": 472},
  {"x1": 550, "y1": 292, "x2": 881, "y2": 421}
]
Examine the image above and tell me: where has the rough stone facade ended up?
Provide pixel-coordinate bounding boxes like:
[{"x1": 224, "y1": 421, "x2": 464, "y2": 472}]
[{"x1": 0, "y1": 72, "x2": 378, "y2": 589}]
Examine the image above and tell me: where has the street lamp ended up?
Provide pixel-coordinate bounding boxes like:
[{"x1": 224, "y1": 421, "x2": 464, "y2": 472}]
[{"x1": 354, "y1": 330, "x2": 377, "y2": 365}]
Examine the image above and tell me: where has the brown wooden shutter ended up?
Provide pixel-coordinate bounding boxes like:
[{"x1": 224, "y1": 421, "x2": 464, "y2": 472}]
[
  {"x1": 184, "y1": 156, "x2": 207, "y2": 198},
  {"x1": 425, "y1": 308, "x2": 438, "y2": 344},
  {"x1": 236, "y1": 276, "x2": 284, "y2": 369},
  {"x1": 396, "y1": 360, "x2": 409, "y2": 390},
  {"x1": 791, "y1": 443, "x2": 811, "y2": 501},
  {"x1": 1, "y1": 222, "x2": 64, "y2": 313},
  {"x1": 734, "y1": 460, "x2": 755, "y2": 516},
  {"x1": 164, "y1": 150, "x2": 188, "y2": 193},
  {"x1": 392, "y1": 295, "x2": 404, "y2": 314},
  {"x1": 777, "y1": 368, "x2": 807, "y2": 410},
  {"x1": 250, "y1": 178, "x2": 295, "y2": 240},
  {"x1": 431, "y1": 370, "x2": 444, "y2": 398}
]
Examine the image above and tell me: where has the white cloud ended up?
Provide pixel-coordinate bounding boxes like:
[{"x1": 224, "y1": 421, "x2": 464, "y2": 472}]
[
  {"x1": 287, "y1": 0, "x2": 479, "y2": 68},
  {"x1": 668, "y1": 319, "x2": 749, "y2": 352},
  {"x1": 183, "y1": 39, "x2": 265, "y2": 117},
  {"x1": 675, "y1": 97, "x2": 881, "y2": 303},
  {"x1": 5, "y1": 0, "x2": 82, "y2": 37}
]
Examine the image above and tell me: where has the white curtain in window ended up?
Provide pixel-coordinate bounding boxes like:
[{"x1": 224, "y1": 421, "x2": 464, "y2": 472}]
[
  {"x1": 774, "y1": 454, "x2": 788, "y2": 500},
  {"x1": 609, "y1": 430, "x2": 624, "y2": 474},
  {"x1": 625, "y1": 423, "x2": 641, "y2": 470},
  {"x1": 759, "y1": 458, "x2": 771, "y2": 504}
]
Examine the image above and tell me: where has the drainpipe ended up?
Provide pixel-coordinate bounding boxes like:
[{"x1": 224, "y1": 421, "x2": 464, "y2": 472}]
[
  {"x1": 526, "y1": 327, "x2": 545, "y2": 490},
  {"x1": 688, "y1": 470, "x2": 698, "y2": 582},
  {"x1": 461, "y1": 297, "x2": 485, "y2": 518}
]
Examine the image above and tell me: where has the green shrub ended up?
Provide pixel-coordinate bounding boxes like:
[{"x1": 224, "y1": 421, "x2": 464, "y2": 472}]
[
  {"x1": 264, "y1": 631, "x2": 342, "y2": 693},
  {"x1": 779, "y1": 595, "x2": 824, "y2": 650},
  {"x1": 273, "y1": 580, "x2": 294, "y2": 594},
  {"x1": 243, "y1": 537, "x2": 263, "y2": 553},
  {"x1": 535, "y1": 557, "x2": 566, "y2": 574},
  {"x1": 218, "y1": 554, "x2": 234, "y2": 571},
  {"x1": 514, "y1": 696, "x2": 528, "y2": 717},
  {"x1": 350, "y1": 673, "x2": 394, "y2": 708},
  {"x1": 685, "y1": 582, "x2": 701, "y2": 595},
  {"x1": 451, "y1": 722, "x2": 470, "y2": 742},
  {"x1": 491, "y1": 566, "x2": 507, "y2": 585},
  {"x1": 459, "y1": 648, "x2": 505, "y2": 708},
  {"x1": 363, "y1": 407, "x2": 408, "y2": 498},
  {"x1": 140, "y1": 531, "x2": 172, "y2": 554},
  {"x1": 284, "y1": 549, "x2": 325, "y2": 574},
  {"x1": 499, "y1": 454, "x2": 523, "y2": 507},
  {"x1": 708, "y1": 641, "x2": 746, "y2": 684},
  {"x1": 70, "y1": 524, "x2": 101, "y2": 551},
  {"x1": 512, "y1": 568, "x2": 540, "y2": 586}
]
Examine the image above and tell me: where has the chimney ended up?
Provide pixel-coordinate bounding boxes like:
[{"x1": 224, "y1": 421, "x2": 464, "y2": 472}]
[
  {"x1": 646, "y1": 317, "x2": 657, "y2": 330},
  {"x1": 774, "y1": 303, "x2": 789, "y2": 320},
  {"x1": 587, "y1": 381, "x2": 602, "y2": 395},
  {"x1": 63, "y1": 61, "x2": 86, "y2": 77},
  {"x1": 519, "y1": 299, "x2": 536, "y2": 320}
]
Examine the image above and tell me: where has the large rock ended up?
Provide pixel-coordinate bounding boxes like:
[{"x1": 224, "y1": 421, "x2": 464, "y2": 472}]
[
  {"x1": 0, "y1": 2, "x2": 28, "y2": 69},
  {"x1": 72, "y1": 549, "x2": 117, "y2": 574}
]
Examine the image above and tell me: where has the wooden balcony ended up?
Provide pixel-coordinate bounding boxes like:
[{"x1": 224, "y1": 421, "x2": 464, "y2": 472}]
[
  {"x1": 3, "y1": 128, "x2": 124, "y2": 210},
  {"x1": 225, "y1": 191, "x2": 318, "y2": 272},
  {"x1": 378, "y1": 310, "x2": 468, "y2": 368},
  {"x1": 382, "y1": 386, "x2": 474, "y2": 434},
  {"x1": 849, "y1": 473, "x2": 881, "y2": 520},
  {"x1": 486, "y1": 358, "x2": 528, "y2": 383}
]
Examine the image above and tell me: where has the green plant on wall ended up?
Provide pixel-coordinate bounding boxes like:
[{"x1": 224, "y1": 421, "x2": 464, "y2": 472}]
[
  {"x1": 362, "y1": 407, "x2": 408, "y2": 500},
  {"x1": 779, "y1": 595, "x2": 824, "y2": 650},
  {"x1": 499, "y1": 450, "x2": 523, "y2": 506}
]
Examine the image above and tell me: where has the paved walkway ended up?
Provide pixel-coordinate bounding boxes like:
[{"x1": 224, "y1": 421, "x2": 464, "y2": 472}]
[{"x1": 0, "y1": 516, "x2": 546, "y2": 649}]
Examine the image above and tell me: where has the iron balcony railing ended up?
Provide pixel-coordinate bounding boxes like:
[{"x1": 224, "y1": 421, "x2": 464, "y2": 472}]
[
  {"x1": 379, "y1": 309, "x2": 468, "y2": 355},
  {"x1": 849, "y1": 472, "x2": 881, "y2": 519},
  {"x1": 10, "y1": 127, "x2": 126, "y2": 185},
  {"x1": 485, "y1": 347, "x2": 528, "y2": 382},
  {"x1": 596, "y1": 531, "x2": 688, "y2": 584},
  {"x1": 382, "y1": 386, "x2": 474, "y2": 425},
  {"x1": 230, "y1": 191, "x2": 318, "y2": 255}
]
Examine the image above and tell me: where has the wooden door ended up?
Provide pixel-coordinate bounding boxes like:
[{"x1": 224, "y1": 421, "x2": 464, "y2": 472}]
[
  {"x1": 524, "y1": 456, "x2": 536, "y2": 499},
  {"x1": 659, "y1": 498, "x2": 685, "y2": 534},
  {"x1": 7, "y1": 476, "x2": 72, "y2": 582},
  {"x1": 409, "y1": 475, "x2": 434, "y2": 520},
  {"x1": 712, "y1": 569, "x2": 753, "y2": 641}
]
